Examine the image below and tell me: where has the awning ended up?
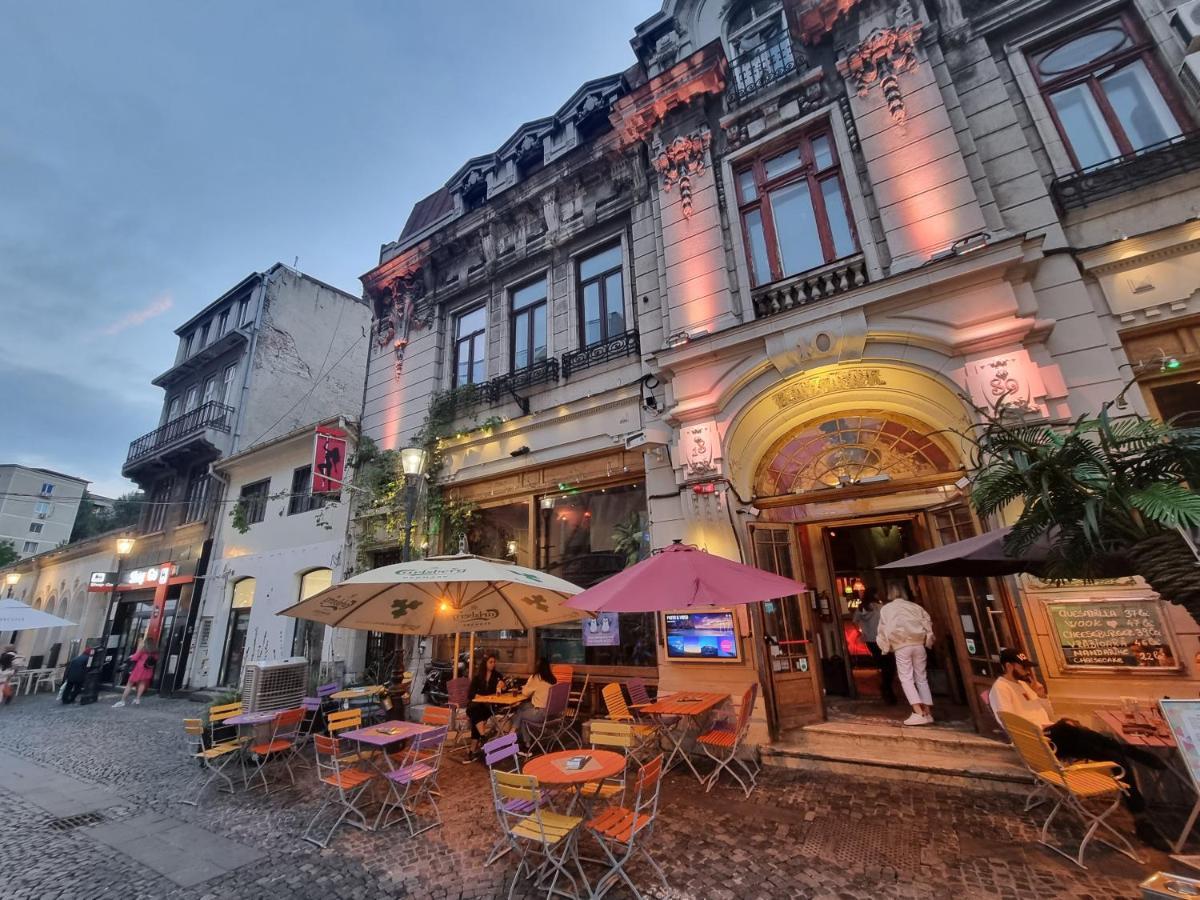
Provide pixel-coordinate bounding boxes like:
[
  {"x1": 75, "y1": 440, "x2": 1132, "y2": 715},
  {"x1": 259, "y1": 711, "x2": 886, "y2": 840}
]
[{"x1": 876, "y1": 527, "x2": 1050, "y2": 577}]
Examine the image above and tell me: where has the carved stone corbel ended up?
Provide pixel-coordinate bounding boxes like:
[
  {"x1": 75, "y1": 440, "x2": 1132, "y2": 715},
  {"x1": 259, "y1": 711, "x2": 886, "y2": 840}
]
[
  {"x1": 652, "y1": 132, "x2": 711, "y2": 218},
  {"x1": 837, "y1": 22, "x2": 924, "y2": 126}
]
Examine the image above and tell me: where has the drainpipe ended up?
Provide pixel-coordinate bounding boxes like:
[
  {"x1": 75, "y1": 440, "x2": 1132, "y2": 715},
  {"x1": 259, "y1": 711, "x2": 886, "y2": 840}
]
[{"x1": 230, "y1": 273, "x2": 272, "y2": 455}]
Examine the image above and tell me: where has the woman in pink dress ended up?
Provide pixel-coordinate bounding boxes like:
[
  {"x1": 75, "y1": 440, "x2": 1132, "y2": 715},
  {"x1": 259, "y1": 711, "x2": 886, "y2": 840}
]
[{"x1": 113, "y1": 641, "x2": 157, "y2": 707}]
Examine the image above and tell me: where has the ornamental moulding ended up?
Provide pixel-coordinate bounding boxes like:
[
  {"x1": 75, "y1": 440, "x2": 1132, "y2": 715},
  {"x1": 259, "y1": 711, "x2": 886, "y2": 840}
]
[
  {"x1": 653, "y1": 132, "x2": 710, "y2": 218},
  {"x1": 793, "y1": 0, "x2": 864, "y2": 45},
  {"x1": 361, "y1": 247, "x2": 432, "y2": 379},
  {"x1": 610, "y1": 40, "x2": 727, "y2": 147},
  {"x1": 837, "y1": 22, "x2": 923, "y2": 126}
]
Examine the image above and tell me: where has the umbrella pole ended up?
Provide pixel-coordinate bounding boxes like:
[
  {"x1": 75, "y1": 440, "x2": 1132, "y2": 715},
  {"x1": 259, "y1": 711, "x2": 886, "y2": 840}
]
[
  {"x1": 453, "y1": 631, "x2": 461, "y2": 681},
  {"x1": 468, "y1": 632, "x2": 475, "y2": 683}
]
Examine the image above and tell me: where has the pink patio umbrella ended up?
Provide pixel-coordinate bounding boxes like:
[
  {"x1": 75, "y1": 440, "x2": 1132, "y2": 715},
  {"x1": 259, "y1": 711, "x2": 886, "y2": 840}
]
[{"x1": 563, "y1": 540, "x2": 805, "y2": 612}]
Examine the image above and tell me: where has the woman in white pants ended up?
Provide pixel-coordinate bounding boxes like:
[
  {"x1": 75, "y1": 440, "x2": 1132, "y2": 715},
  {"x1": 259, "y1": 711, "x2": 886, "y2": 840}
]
[{"x1": 875, "y1": 584, "x2": 935, "y2": 726}]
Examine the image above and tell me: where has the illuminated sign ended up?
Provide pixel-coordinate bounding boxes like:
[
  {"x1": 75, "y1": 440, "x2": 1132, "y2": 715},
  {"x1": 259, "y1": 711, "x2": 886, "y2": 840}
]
[{"x1": 88, "y1": 572, "x2": 118, "y2": 591}]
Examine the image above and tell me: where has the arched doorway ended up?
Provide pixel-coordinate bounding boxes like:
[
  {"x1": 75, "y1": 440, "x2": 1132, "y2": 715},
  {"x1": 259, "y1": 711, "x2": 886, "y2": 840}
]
[
  {"x1": 293, "y1": 569, "x2": 332, "y2": 691},
  {"x1": 220, "y1": 577, "x2": 255, "y2": 687}
]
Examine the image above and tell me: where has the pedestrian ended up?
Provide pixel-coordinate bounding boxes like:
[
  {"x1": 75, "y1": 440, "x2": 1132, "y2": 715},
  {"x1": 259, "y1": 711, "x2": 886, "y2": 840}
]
[
  {"x1": 853, "y1": 588, "x2": 896, "y2": 704},
  {"x1": 61, "y1": 647, "x2": 92, "y2": 704},
  {"x1": 0, "y1": 644, "x2": 24, "y2": 705},
  {"x1": 988, "y1": 648, "x2": 1167, "y2": 848},
  {"x1": 875, "y1": 583, "x2": 935, "y2": 726},
  {"x1": 112, "y1": 640, "x2": 158, "y2": 707}
]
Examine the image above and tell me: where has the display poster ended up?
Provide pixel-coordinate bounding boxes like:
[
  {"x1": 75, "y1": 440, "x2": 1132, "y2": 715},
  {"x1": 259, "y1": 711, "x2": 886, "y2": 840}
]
[
  {"x1": 1045, "y1": 598, "x2": 1179, "y2": 670},
  {"x1": 312, "y1": 426, "x2": 348, "y2": 492},
  {"x1": 583, "y1": 612, "x2": 620, "y2": 647}
]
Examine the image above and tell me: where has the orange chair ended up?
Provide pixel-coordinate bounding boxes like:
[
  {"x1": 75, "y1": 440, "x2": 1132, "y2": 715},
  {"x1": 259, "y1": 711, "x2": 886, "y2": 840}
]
[
  {"x1": 697, "y1": 684, "x2": 759, "y2": 797},
  {"x1": 246, "y1": 707, "x2": 306, "y2": 792},
  {"x1": 601, "y1": 683, "x2": 658, "y2": 760},
  {"x1": 303, "y1": 735, "x2": 377, "y2": 848},
  {"x1": 586, "y1": 754, "x2": 669, "y2": 899}
]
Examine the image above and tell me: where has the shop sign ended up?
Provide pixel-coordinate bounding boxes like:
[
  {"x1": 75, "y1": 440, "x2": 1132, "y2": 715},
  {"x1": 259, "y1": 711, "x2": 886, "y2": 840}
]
[
  {"x1": 1046, "y1": 598, "x2": 1180, "y2": 670},
  {"x1": 583, "y1": 612, "x2": 620, "y2": 647},
  {"x1": 88, "y1": 572, "x2": 118, "y2": 592},
  {"x1": 125, "y1": 564, "x2": 174, "y2": 588},
  {"x1": 773, "y1": 369, "x2": 886, "y2": 409},
  {"x1": 312, "y1": 425, "x2": 348, "y2": 492}
]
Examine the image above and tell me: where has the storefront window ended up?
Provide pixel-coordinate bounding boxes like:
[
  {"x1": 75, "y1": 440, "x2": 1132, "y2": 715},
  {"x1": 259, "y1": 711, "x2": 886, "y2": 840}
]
[
  {"x1": 460, "y1": 502, "x2": 532, "y2": 669},
  {"x1": 293, "y1": 569, "x2": 332, "y2": 689},
  {"x1": 536, "y1": 482, "x2": 655, "y2": 667}
]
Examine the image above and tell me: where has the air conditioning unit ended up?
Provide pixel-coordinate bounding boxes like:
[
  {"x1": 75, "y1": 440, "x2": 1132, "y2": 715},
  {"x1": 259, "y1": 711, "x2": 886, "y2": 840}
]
[
  {"x1": 1173, "y1": 0, "x2": 1200, "y2": 53},
  {"x1": 1181, "y1": 51, "x2": 1200, "y2": 103},
  {"x1": 240, "y1": 657, "x2": 308, "y2": 712}
]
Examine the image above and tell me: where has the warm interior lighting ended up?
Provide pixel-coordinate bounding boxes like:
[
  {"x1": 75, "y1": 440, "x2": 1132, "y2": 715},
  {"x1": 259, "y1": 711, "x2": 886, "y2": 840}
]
[
  {"x1": 539, "y1": 496, "x2": 555, "y2": 511},
  {"x1": 400, "y1": 446, "x2": 429, "y2": 477},
  {"x1": 116, "y1": 537, "x2": 135, "y2": 556},
  {"x1": 437, "y1": 599, "x2": 453, "y2": 614},
  {"x1": 4, "y1": 572, "x2": 20, "y2": 586}
]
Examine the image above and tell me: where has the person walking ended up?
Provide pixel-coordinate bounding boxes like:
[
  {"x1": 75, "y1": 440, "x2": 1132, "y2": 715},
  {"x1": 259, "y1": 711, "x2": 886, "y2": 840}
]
[
  {"x1": 853, "y1": 588, "x2": 896, "y2": 704},
  {"x1": 876, "y1": 583, "x2": 934, "y2": 726},
  {"x1": 112, "y1": 641, "x2": 158, "y2": 707},
  {"x1": 61, "y1": 648, "x2": 92, "y2": 704}
]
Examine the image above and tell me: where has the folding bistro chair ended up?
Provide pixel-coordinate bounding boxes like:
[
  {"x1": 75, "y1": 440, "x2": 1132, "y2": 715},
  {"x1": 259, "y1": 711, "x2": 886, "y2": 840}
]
[
  {"x1": 984, "y1": 689, "x2": 1049, "y2": 813},
  {"x1": 492, "y1": 770, "x2": 585, "y2": 900},
  {"x1": 446, "y1": 676, "x2": 472, "y2": 753},
  {"x1": 246, "y1": 707, "x2": 306, "y2": 792},
  {"x1": 586, "y1": 754, "x2": 670, "y2": 900},
  {"x1": 378, "y1": 724, "x2": 448, "y2": 835},
  {"x1": 182, "y1": 717, "x2": 205, "y2": 759},
  {"x1": 180, "y1": 704, "x2": 245, "y2": 806},
  {"x1": 559, "y1": 673, "x2": 591, "y2": 749},
  {"x1": 580, "y1": 720, "x2": 635, "y2": 808},
  {"x1": 523, "y1": 682, "x2": 571, "y2": 756},
  {"x1": 601, "y1": 683, "x2": 658, "y2": 761},
  {"x1": 697, "y1": 683, "x2": 760, "y2": 797},
  {"x1": 303, "y1": 735, "x2": 377, "y2": 848},
  {"x1": 326, "y1": 708, "x2": 376, "y2": 766},
  {"x1": 483, "y1": 732, "x2": 532, "y2": 866},
  {"x1": 550, "y1": 664, "x2": 574, "y2": 687},
  {"x1": 999, "y1": 712, "x2": 1142, "y2": 869}
]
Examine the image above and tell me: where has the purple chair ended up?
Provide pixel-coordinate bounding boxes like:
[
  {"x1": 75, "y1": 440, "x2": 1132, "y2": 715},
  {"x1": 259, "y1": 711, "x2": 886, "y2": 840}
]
[
  {"x1": 378, "y1": 724, "x2": 448, "y2": 835},
  {"x1": 523, "y1": 681, "x2": 571, "y2": 756},
  {"x1": 482, "y1": 732, "x2": 543, "y2": 866}
]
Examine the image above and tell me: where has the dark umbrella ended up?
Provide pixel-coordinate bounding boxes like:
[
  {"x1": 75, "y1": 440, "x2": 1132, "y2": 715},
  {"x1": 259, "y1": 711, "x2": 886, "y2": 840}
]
[{"x1": 876, "y1": 527, "x2": 1053, "y2": 578}]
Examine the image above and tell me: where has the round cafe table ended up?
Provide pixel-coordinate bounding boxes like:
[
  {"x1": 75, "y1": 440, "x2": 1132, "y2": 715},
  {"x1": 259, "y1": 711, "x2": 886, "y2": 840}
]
[{"x1": 524, "y1": 749, "x2": 626, "y2": 815}]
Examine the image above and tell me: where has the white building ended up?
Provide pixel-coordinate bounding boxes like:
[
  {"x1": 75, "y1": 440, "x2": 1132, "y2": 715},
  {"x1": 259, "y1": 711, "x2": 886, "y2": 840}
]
[
  {"x1": 0, "y1": 465, "x2": 88, "y2": 558},
  {"x1": 186, "y1": 417, "x2": 360, "y2": 690}
]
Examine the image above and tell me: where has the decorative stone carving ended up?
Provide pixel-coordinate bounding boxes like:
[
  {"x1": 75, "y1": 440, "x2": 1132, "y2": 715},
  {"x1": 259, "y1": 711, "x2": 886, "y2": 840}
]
[
  {"x1": 838, "y1": 23, "x2": 924, "y2": 126},
  {"x1": 653, "y1": 132, "x2": 710, "y2": 218},
  {"x1": 963, "y1": 350, "x2": 1048, "y2": 417},
  {"x1": 375, "y1": 269, "x2": 429, "y2": 377},
  {"x1": 795, "y1": 0, "x2": 865, "y2": 45},
  {"x1": 683, "y1": 422, "x2": 717, "y2": 476}
]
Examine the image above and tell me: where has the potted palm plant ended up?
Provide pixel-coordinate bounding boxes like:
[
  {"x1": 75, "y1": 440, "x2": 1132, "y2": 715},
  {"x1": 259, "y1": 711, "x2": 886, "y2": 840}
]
[{"x1": 969, "y1": 398, "x2": 1200, "y2": 615}]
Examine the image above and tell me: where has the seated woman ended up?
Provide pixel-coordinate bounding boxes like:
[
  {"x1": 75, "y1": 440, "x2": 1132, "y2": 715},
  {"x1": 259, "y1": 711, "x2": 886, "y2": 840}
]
[
  {"x1": 464, "y1": 653, "x2": 505, "y2": 762},
  {"x1": 511, "y1": 657, "x2": 557, "y2": 748}
]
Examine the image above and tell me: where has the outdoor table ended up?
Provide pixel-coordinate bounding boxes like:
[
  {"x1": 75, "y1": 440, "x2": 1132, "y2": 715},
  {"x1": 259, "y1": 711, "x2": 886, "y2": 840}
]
[
  {"x1": 524, "y1": 748, "x2": 626, "y2": 816},
  {"x1": 1095, "y1": 708, "x2": 1199, "y2": 851},
  {"x1": 341, "y1": 721, "x2": 437, "y2": 829},
  {"x1": 471, "y1": 692, "x2": 523, "y2": 736},
  {"x1": 19, "y1": 668, "x2": 55, "y2": 695},
  {"x1": 637, "y1": 691, "x2": 730, "y2": 783},
  {"x1": 332, "y1": 685, "x2": 386, "y2": 720}
]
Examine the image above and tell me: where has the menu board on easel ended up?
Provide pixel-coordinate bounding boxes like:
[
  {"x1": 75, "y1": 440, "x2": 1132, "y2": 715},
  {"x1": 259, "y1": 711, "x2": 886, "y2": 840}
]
[{"x1": 1044, "y1": 598, "x2": 1180, "y2": 671}]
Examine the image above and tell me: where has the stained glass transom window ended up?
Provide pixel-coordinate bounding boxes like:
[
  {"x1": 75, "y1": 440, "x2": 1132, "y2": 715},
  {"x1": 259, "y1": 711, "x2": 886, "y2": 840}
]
[{"x1": 755, "y1": 412, "x2": 956, "y2": 497}]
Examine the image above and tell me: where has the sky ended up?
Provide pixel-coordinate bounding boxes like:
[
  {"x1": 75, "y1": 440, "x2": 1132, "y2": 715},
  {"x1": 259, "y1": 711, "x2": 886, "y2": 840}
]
[{"x1": 0, "y1": 0, "x2": 660, "y2": 498}]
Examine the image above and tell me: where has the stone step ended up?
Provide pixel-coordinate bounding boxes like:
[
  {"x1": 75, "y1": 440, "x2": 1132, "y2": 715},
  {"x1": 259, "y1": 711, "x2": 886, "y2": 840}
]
[{"x1": 797, "y1": 721, "x2": 1019, "y2": 766}]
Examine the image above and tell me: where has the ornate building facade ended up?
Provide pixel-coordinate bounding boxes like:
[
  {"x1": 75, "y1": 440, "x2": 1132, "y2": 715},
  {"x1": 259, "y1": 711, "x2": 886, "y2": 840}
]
[{"x1": 360, "y1": 0, "x2": 1200, "y2": 739}]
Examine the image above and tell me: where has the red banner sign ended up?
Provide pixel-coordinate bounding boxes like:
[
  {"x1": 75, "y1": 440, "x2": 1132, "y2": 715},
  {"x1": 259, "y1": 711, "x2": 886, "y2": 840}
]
[{"x1": 312, "y1": 426, "x2": 348, "y2": 493}]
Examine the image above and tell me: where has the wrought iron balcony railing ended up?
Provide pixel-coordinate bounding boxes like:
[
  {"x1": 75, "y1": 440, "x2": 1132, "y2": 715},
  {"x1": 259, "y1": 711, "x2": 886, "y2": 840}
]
[
  {"x1": 561, "y1": 329, "x2": 640, "y2": 379},
  {"x1": 751, "y1": 256, "x2": 868, "y2": 320},
  {"x1": 727, "y1": 32, "x2": 801, "y2": 107},
  {"x1": 1051, "y1": 131, "x2": 1200, "y2": 211},
  {"x1": 483, "y1": 358, "x2": 560, "y2": 407},
  {"x1": 126, "y1": 401, "x2": 234, "y2": 464}
]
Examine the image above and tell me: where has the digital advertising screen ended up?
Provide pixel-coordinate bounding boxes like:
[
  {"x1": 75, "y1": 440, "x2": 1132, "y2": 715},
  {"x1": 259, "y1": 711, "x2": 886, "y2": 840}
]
[{"x1": 663, "y1": 610, "x2": 740, "y2": 662}]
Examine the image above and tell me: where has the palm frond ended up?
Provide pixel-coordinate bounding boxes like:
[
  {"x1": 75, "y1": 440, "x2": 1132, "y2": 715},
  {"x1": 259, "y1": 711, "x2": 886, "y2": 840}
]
[{"x1": 1129, "y1": 483, "x2": 1200, "y2": 530}]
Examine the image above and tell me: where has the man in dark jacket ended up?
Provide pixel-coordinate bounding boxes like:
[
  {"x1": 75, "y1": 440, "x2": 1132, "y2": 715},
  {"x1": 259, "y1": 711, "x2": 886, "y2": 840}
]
[{"x1": 61, "y1": 649, "x2": 92, "y2": 704}]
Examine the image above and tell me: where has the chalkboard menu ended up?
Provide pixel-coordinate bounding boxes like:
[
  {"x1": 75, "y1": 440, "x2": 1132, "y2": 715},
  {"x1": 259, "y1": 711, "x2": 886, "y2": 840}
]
[{"x1": 1046, "y1": 599, "x2": 1179, "y2": 670}]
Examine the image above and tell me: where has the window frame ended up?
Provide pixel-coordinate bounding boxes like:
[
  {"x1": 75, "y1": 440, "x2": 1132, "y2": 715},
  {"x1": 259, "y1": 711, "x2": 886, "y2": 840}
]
[
  {"x1": 22, "y1": 541, "x2": 38, "y2": 554},
  {"x1": 182, "y1": 332, "x2": 195, "y2": 358},
  {"x1": 166, "y1": 396, "x2": 181, "y2": 422},
  {"x1": 452, "y1": 304, "x2": 487, "y2": 388},
  {"x1": 198, "y1": 321, "x2": 210, "y2": 349},
  {"x1": 220, "y1": 364, "x2": 237, "y2": 405},
  {"x1": 201, "y1": 375, "x2": 217, "y2": 406},
  {"x1": 238, "y1": 478, "x2": 271, "y2": 525},
  {"x1": 509, "y1": 275, "x2": 549, "y2": 373},
  {"x1": 733, "y1": 126, "x2": 859, "y2": 288},
  {"x1": 238, "y1": 297, "x2": 252, "y2": 326},
  {"x1": 287, "y1": 465, "x2": 327, "y2": 515},
  {"x1": 576, "y1": 242, "x2": 627, "y2": 347},
  {"x1": 217, "y1": 309, "x2": 230, "y2": 338},
  {"x1": 28, "y1": 523, "x2": 43, "y2": 534},
  {"x1": 1027, "y1": 10, "x2": 1190, "y2": 171},
  {"x1": 184, "y1": 385, "x2": 200, "y2": 413}
]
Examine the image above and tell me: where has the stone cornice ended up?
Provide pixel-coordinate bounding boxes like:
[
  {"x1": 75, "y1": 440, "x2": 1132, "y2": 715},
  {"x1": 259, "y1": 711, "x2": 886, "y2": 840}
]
[
  {"x1": 610, "y1": 39, "x2": 727, "y2": 147},
  {"x1": 1077, "y1": 221, "x2": 1200, "y2": 276}
]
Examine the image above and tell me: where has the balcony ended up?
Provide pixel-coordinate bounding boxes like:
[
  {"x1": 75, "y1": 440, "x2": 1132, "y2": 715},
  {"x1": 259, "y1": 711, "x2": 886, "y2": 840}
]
[
  {"x1": 561, "y1": 329, "x2": 640, "y2": 379},
  {"x1": 1051, "y1": 132, "x2": 1200, "y2": 211},
  {"x1": 123, "y1": 401, "x2": 234, "y2": 478},
  {"x1": 751, "y1": 256, "x2": 868, "y2": 320},
  {"x1": 727, "y1": 32, "x2": 801, "y2": 108}
]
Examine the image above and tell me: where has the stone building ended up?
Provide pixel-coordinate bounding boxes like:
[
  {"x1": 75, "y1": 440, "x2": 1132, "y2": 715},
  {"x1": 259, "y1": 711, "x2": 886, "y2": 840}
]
[
  {"x1": 0, "y1": 464, "x2": 88, "y2": 558},
  {"x1": 357, "y1": 0, "x2": 1200, "y2": 740},
  {"x1": 116, "y1": 264, "x2": 370, "y2": 693}
]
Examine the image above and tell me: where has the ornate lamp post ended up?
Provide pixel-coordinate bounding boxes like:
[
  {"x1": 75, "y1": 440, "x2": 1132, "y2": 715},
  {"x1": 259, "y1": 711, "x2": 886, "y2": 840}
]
[{"x1": 399, "y1": 447, "x2": 428, "y2": 563}]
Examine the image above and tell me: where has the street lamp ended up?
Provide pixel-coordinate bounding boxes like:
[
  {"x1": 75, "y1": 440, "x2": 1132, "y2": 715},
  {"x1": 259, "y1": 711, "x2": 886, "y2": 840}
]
[{"x1": 399, "y1": 447, "x2": 428, "y2": 563}]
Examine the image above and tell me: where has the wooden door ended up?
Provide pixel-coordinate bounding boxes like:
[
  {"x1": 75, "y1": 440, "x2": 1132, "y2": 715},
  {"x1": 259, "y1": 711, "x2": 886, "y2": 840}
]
[{"x1": 750, "y1": 524, "x2": 825, "y2": 732}]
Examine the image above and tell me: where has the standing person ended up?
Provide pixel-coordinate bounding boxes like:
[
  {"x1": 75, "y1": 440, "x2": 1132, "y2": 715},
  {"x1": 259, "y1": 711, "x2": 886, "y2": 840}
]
[
  {"x1": 112, "y1": 641, "x2": 158, "y2": 708},
  {"x1": 876, "y1": 583, "x2": 935, "y2": 726},
  {"x1": 464, "y1": 653, "x2": 505, "y2": 762},
  {"x1": 511, "y1": 657, "x2": 557, "y2": 746},
  {"x1": 61, "y1": 648, "x2": 92, "y2": 704},
  {"x1": 853, "y1": 588, "x2": 896, "y2": 705},
  {"x1": 0, "y1": 644, "x2": 24, "y2": 705}
]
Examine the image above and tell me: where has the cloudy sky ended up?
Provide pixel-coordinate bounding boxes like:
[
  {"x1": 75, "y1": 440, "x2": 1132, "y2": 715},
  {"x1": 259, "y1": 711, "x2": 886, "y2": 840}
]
[{"x1": 0, "y1": 1, "x2": 659, "y2": 498}]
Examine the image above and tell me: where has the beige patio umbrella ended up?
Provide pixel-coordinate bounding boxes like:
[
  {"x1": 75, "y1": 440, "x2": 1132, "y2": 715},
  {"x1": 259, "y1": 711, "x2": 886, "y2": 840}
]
[{"x1": 278, "y1": 553, "x2": 587, "y2": 678}]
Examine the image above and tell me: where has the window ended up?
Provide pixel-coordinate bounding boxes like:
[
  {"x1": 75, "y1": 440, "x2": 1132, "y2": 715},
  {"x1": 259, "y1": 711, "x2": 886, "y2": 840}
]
[
  {"x1": 292, "y1": 569, "x2": 333, "y2": 661},
  {"x1": 510, "y1": 277, "x2": 548, "y2": 371},
  {"x1": 184, "y1": 385, "x2": 200, "y2": 413},
  {"x1": 201, "y1": 376, "x2": 217, "y2": 406},
  {"x1": 22, "y1": 541, "x2": 38, "y2": 554},
  {"x1": 1030, "y1": 13, "x2": 1184, "y2": 170},
  {"x1": 146, "y1": 478, "x2": 173, "y2": 532},
  {"x1": 166, "y1": 397, "x2": 181, "y2": 422},
  {"x1": 453, "y1": 305, "x2": 487, "y2": 387},
  {"x1": 39, "y1": 482, "x2": 54, "y2": 497},
  {"x1": 727, "y1": 1, "x2": 796, "y2": 103},
  {"x1": 217, "y1": 310, "x2": 230, "y2": 337},
  {"x1": 578, "y1": 244, "x2": 625, "y2": 346},
  {"x1": 34, "y1": 501, "x2": 50, "y2": 517},
  {"x1": 287, "y1": 465, "x2": 327, "y2": 515},
  {"x1": 735, "y1": 129, "x2": 858, "y2": 287},
  {"x1": 28, "y1": 523, "x2": 43, "y2": 534},
  {"x1": 238, "y1": 479, "x2": 270, "y2": 525},
  {"x1": 238, "y1": 297, "x2": 252, "y2": 325},
  {"x1": 222, "y1": 577, "x2": 255, "y2": 687},
  {"x1": 220, "y1": 364, "x2": 237, "y2": 405},
  {"x1": 183, "y1": 470, "x2": 211, "y2": 523},
  {"x1": 198, "y1": 322, "x2": 210, "y2": 349},
  {"x1": 182, "y1": 332, "x2": 195, "y2": 358}
]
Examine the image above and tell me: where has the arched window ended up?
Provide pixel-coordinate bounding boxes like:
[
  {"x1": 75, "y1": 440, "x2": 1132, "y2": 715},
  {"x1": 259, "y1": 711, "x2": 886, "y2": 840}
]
[
  {"x1": 220, "y1": 577, "x2": 256, "y2": 687},
  {"x1": 292, "y1": 569, "x2": 332, "y2": 679}
]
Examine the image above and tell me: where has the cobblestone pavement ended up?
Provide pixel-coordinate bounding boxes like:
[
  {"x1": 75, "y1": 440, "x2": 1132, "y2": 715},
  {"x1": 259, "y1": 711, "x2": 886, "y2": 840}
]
[{"x1": 0, "y1": 693, "x2": 1175, "y2": 898}]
